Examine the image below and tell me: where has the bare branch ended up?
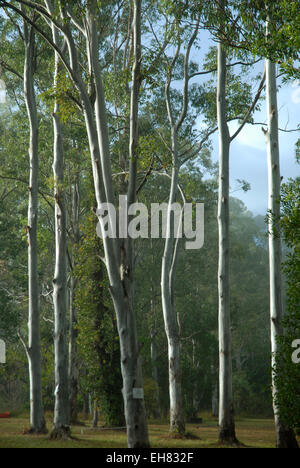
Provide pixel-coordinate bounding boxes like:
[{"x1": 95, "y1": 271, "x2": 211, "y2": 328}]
[{"x1": 230, "y1": 71, "x2": 266, "y2": 142}]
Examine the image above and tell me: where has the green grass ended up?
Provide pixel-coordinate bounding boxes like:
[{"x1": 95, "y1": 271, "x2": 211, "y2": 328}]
[{"x1": 0, "y1": 413, "x2": 296, "y2": 448}]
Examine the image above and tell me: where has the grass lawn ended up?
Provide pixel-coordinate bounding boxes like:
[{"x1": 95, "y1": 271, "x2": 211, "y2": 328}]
[{"x1": 0, "y1": 412, "x2": 292, "y2": 448}]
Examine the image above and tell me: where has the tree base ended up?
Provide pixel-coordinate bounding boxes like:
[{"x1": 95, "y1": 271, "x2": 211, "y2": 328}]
[
  {"x1": 25, "y1": 420, "x2": 48, "y2": 435},
  {"x1": 219, "y1": 425, "x2": 240, "y2": 446},
  {"x1": 277, "y1": 428, "x2": 299, "y2": 449},
  {"x1": 24, "y1": 426, "x2": 48, "y2": 436},
  {"x1": 170, "y1": 420, "x2": 186, "y2": 438},
  {"x1": 50, "y1": 426, "x2": 71, "y2": 440}
]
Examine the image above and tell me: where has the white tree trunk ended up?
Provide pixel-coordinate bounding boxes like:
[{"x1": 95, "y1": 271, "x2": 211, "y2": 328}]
[
  {"x1": 217, "y1": 36, "x2": 237, "y2": 444},
  {"x1": 150, "y1": 317, "x2": 161, "y2": 419},
  {"x1": 23, "y1": 18, "x2": 46, "y2": 434},
  {"x1": 266, "y1": 58, "x2": 298, "y2": 449},
  {"x1": 68, "y1": 181, "x2": 80, "y2": 424},
  {"x1": 48, "y1": 12, "x2": 69, "y2": 437},
  {"x1": 159, "y1": 22, "x2": 199, "y2": 434},
  {"x1": 161, "y1": 128, "x2": 185, "y2": 434}
]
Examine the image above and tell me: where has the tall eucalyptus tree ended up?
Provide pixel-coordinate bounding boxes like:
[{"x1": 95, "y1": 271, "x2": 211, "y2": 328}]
[
  {"x1": 161, "y1": 18, "x2": 200, "y2": 435},
  {"x1": 45, "y1": 0, "x2": 70, "y2": 438},
  {"x1": 68, "y1": 177, "x2": 81, "y2": 424},
  {"x1": 265, "y1": 45, "x2": 298, "y2": 451},
  {"x1": 22, "y1": 10, "x2": 46, "y2": 435},
  {"x1": 215, "y1": 0, "x2": 266, "y2": 444}
]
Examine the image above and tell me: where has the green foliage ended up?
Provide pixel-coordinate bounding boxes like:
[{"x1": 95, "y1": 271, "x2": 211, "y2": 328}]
[
  {"x1": 230, "y1": 0, "x2": 300, "y2": 78},
  {"x1": 40, "y1": 70, "x2": 81, "y2": 123},
  {"x1": 75, "y1": 211, "x2": 124, "y2": 427},
  {"x1": 274, "y1": 173, "x2": 300, "y2": 430}
]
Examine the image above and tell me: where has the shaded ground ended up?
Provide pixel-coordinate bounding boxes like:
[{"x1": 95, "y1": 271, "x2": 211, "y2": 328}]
[{"x1": 0, "y1": 413, "x2": 295, "y2": 448}]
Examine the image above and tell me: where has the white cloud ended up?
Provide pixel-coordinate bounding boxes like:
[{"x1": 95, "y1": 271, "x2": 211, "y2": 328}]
[
  {"x1": 228, "y1": 121, "x2": 266, "y2": 152},
  {"x1": 291, "y1": 88, "x2": 300, "y2": 105}
]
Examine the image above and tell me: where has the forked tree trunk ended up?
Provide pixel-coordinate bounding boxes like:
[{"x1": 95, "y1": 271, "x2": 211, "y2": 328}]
[
  {"x1": 216, "y1": 31, "x2": 237, "y2": 445},
  {"x1": 85, "y1": 2, "x2": 149, "y2": 448},
  {"x1": 23, "y1": 17, "x2": 46, "y2": 435},
  {"x1": 266, "y1": 58, "x2": 298, "y2": 449},
  {"x1": 161, "y1": 160, "x2": 185, "y2": 435},
  {"x1": 160, "y1": 15, "x2": 199, "y2": 435}
]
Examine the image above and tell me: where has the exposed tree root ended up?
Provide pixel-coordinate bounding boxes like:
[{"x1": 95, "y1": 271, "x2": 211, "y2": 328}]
[{"x1": 49, "y1": 426, "x2": 72, "y2": 440}]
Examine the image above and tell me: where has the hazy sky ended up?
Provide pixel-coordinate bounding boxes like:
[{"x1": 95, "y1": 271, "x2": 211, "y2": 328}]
[
  {"x1": 206, "y1": 80, "x2": 300, "y2": 216},
  {"x1": 188, "y1": 30, "x2": 300, "y2": 217}
]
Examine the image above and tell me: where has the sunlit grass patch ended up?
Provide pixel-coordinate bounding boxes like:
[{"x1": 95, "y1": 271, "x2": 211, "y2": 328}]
[{"x1": 0, "y1": 413, "x2": 298, "y2": 448}]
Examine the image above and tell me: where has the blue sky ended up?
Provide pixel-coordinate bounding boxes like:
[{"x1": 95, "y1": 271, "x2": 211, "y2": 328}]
[
  {"x1": 226, "y1": 82, "x2": 299, "y2": 216},
  {"x1": 187, "y1": 31, "x2": 300, "y2": 217},
  {"x1": 195, "y1": 72, "x2": 300, "y2": 216}
]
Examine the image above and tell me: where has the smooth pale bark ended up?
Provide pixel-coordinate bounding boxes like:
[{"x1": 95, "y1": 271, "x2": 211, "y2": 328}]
[
  {"x1": 161, "y1": 155, "x2": 185, "y2": 434},
  {"x1": 43, "y1": 0, "x2": 149, "y2": 447},
  {"x1": 68, "y1": 180, "x2": 80, "y2": 424},
  {"x1": 160, "y1": 17, "x2": 200, "y2": 434},
  {"x1": 120, "y1": 0, "x2": 149, "y2": 446},
  {"x1": 160, "y1": 23, "x2": 199, "y2": 435},
  {"x1": 162, "y1": 73, "x2": 185, "y2": 433},
  {"x1": 85, "y1": 3, "x2": 149, "y2": 448},
  {"x1": 150, "y1": 326, "x2": 161, "y2": 419},
  {"x1": 266, "y1": 59, "x2": 298, "y2": 449},
  {"x1": 68, "y1": 273, "x2": 78, "y2": 423},
  {"x1": 49, "y1": 13, "x2": 70, "y2": 438},
  {"x1": 216, "y1": 37, "x2": 237, "y2": 445},
  {"x1": 23, "y1": 19, "x2": 46, "y2": 434}
]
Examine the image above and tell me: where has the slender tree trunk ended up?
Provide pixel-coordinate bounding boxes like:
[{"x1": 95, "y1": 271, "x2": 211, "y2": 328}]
[
  {"x1": 23, "y1": 18, "x2": 46, "y2": 435},
  {"x1": 212, "y1": 381, "x2": 219, "y2": 418},
  {"x1": 160, "y1": 19, "x2": 199, "y2": 435},
  {"x1": 216, "y1": 34, "x2": 237, "y2": 445},
  {"x1": 68, "y1": 181, "x2": 80, "y2": 424},
  {"x1": 191, "y1": 339, "x2": 200, "y2": 419},
  {"x1": 92, "y1": 401, "x2": 98, "y2": 428},
  {"x1": 68, "y1": 274, "x2": 79, "y2": 424},
  {"x1": 150, "y1": 326, "x2": 161, "y2": 419},
  {"x1": 49, "y1": 16, "x2": 70, "y2": 438},
  {"x1": 150, "y1": 248, "x2": 161, "y2": 420},
  {"x1": 266, "y1": 58, "x2": 298, "y2": 449},
  {"x1": 161, "y1": 146, "x2": 185, "y2": 435}
]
